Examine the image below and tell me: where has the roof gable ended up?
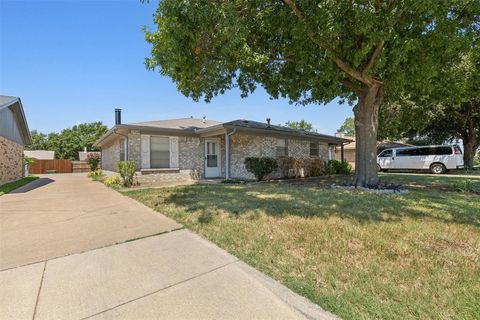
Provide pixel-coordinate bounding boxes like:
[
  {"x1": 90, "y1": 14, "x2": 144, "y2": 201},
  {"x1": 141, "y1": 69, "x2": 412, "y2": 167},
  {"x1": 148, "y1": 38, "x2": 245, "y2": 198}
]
[{"x1": 0, "y1": 95, "x2": 31, "y2": 145}]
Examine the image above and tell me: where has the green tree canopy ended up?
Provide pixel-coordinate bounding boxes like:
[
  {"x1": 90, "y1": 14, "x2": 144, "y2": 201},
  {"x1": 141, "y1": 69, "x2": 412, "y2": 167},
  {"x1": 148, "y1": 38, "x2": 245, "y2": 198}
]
[
  {"x1": 285, "y1": 120, "x2": 313, "y2": 132},
  {"x1": 145, "y1": 0, "x2": 478, "y2": 186},
  {"x1": 338, "y1": 117, "x2": 355, "y2": 137},
  {"x1": 25, "y1": 130, "x2": 48, "y2": 151},
  {"x1": 26, "y1": 122, "x2": 108, "y2": 160}
]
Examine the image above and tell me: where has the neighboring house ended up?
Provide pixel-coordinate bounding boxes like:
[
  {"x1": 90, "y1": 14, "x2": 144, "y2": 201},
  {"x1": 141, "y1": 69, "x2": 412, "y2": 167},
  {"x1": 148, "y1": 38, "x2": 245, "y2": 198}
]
[
  {"x1": 334, "y1": 133, "x2": 412, "y2": 168},
  {"x1": 24, "y1": 150, "x2": 55, "y2": 160},
  {"x1": 94, "y1": 110, "x2": 348, "y2": 180},
  {"x1": 0, "y1": 96, "x2": 32, "y2": 184}
]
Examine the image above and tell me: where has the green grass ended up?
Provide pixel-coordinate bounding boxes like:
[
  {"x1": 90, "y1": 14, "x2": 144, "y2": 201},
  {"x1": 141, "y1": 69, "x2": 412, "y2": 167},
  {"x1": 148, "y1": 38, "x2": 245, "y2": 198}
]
[
  {"x1": 380, "y1": 172, "x2": 480, "y2": 188},
  {"x1": 0, "y1": 176, "x2": 39, "y2": 196},
  {"x1": 124, "y1": 174, "x2": 480, "y2": 320}
]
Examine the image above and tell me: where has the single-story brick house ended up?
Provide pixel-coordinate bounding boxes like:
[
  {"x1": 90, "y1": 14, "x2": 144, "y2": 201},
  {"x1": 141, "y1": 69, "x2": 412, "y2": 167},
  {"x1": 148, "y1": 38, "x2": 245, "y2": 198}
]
[
  {"x1": 94, "y1": 110, "x2": 348, "y2": 180},
  {"x1": 0, "y1": 96, "x2": 32, "y2": 184}
]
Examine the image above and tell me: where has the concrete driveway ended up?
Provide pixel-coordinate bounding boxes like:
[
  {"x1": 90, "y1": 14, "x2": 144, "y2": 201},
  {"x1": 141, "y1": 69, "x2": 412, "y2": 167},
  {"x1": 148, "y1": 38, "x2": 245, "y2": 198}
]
[
  {"x1": 0, "y1": 174, "x2": 335, "y2": 320},
  {"x1": 0, "y1": 174, "x2": 181, "y2": 270}
]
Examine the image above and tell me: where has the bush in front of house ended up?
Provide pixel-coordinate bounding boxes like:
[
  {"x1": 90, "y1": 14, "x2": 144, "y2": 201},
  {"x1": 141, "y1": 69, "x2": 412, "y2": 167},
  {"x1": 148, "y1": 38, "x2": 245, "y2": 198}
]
[
  {"x1": 86, "y1": 152, "x2": 101, "y2": 171},
  {"x1": 244, "y1": 157, "x2": 278, "y2": 181},
  {"x1": 103, "y1": 175, "x2": 122, "y2": 187},
  {"x1": 277, "y1": 157, "x2": 325, "y2": 178},
  {"x1": 327, "y1": 160, "x2": 352, "y2": 175},
  {"x1": 474, "y1": 153, "x2": 480, "y2": 166},
  {"x1": 309, "y1": 158, "x2": 325, "y2": 176},
  {"x1": 87, "y1": 169, "x2": 104, "y2": 181},
  {"x1": 117, "y1": 161, "x2": 136, "y2": 187}
]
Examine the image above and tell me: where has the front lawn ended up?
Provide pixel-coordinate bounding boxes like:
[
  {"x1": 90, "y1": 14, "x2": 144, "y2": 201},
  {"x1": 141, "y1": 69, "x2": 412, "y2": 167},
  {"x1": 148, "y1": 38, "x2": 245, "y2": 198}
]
[
  {"x1": 0, "y1": 176, "x2": 39, "y2": 196},
  {"x1": 124, "y1": 174, "x2": 480, "y2": 320}
]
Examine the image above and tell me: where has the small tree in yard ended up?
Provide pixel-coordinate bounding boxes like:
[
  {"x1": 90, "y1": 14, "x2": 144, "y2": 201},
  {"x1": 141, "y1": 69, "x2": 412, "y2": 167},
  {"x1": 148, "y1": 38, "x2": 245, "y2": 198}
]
[
  {"x1": 86, "y1": 153, "x2": 101, "y2": 171},
  {"x1": 117, "y1": 161, "x2": 136, "y2": 187},
  {"x1": 144, "y1": 0, "x2": 477, "y2": 187},
  {"x1": 244, "y1": 157, "x2": 278, "y2": 181}
]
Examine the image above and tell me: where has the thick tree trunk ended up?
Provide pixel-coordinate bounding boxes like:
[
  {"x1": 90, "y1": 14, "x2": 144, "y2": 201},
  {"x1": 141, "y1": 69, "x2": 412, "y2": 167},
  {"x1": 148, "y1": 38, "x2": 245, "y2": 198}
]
[
  {"x1": 353, "y1": 84, "x2": 383, "y2": 187},
  {"x1": 462, "y1": 134, "x2": 478, "y2": 170}
]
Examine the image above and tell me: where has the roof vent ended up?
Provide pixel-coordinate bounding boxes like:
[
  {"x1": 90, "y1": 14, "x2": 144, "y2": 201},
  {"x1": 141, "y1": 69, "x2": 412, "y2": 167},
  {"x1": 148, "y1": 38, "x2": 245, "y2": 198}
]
[
  {"x1": 266, "y1": 118, "x2": 271, "y2": 128},
  {"x1": 202, "y1": 116, "x2": 206, "y2": 123}
]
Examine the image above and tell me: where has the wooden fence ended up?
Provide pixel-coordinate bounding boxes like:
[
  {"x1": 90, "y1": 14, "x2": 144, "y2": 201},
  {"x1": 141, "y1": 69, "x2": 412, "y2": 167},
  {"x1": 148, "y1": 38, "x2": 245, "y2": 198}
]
[{"x1": 28, "y1": 159, "x2": 73, "y2": 174}]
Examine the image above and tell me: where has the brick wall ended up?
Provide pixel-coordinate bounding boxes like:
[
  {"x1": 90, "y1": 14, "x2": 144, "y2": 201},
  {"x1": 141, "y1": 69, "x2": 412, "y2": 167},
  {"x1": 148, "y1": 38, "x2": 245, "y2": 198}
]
[
  {"x1": 101, "y1": 139, "x2": 120, "y2": 172},
  {"x1": 0, "y1": 136, "x2": 24, "y2": 184},
  {"x1": 128, "y1": 130, "x2": 141, "y2": 170},
  {"x1": 229, "y1": 133, "x2": 330, "y2": 179},
  {"x1": 230, "y1": 134, "x2": 277, "y2": 179},
  {"x1": 179, "y1": 136, "x2": 204, "y2": 179}
]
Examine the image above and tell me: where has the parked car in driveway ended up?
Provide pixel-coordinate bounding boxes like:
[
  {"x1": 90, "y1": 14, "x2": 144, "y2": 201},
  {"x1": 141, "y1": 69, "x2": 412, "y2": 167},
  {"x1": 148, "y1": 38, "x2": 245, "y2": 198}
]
[{"x1": 377, "y1": 145, "x2": 464, "y2": 174}]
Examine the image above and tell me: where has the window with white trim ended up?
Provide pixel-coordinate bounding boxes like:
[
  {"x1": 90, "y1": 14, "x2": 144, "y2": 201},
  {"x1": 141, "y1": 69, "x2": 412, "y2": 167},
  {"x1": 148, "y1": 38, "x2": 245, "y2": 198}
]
[
  {"x1": 276, "y1": 139, "x2": 287, "y2": 156},
  {"x1": 119, "y1": 138, "x2": 126, "y2": 161},
  {"x1": 310, "y1": 142, "x2": 319, "y2": 156},
  {"x1": 150, "y1": 136, "x2": 170, "y2": 168}
]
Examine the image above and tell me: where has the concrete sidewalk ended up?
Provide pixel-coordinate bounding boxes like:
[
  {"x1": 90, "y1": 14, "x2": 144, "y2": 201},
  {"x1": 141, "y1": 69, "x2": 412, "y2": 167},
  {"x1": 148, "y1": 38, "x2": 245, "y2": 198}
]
[
  {"x1": 1, "y1": 230, "x2": 336, "y2": 320},
  {"x1": 0, "y1": 174, "x2": 337, "y2": 319}
]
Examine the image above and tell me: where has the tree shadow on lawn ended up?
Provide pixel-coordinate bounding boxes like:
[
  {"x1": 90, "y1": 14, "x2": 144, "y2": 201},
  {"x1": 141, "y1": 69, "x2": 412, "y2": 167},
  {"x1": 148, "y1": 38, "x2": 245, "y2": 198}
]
[{"x1": 162, "y1": 184, "x2": 480, "y2": 227}]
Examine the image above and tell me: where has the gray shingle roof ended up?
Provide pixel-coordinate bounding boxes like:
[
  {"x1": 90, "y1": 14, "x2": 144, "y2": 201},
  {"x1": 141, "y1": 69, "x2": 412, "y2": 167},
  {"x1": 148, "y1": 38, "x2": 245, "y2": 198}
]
[
  {"x1": 0, "y1": 95, "x2": 19, "y2": 109},
  {"x1": 223, "y1": 119, "x2": 346, "y2": 141},
  {"x1": 95, "y1": 117, "x2": 348, "y2": 146},
  {"x1": 128, "y1": 118, "x2": 221, "y2": 131}
]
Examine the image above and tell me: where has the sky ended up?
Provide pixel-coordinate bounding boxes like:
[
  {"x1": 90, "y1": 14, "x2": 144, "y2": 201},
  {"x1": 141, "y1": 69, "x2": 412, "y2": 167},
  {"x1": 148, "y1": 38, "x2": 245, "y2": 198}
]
[{"x1": 0, "y1": 0, "x2": 353, "y2": 135}]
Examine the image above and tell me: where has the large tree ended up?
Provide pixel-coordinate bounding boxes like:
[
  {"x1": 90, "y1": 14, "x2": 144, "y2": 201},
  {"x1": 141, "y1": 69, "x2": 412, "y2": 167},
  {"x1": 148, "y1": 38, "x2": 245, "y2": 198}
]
[{"x1": 144, "y1": 0, "x2": 478, "y2": 186}]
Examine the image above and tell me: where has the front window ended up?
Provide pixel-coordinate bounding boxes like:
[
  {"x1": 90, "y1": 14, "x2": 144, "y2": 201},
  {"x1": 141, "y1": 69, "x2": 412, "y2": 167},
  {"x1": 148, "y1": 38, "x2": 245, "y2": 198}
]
[
  {"x1": 379, "y1": 149, "x2": 393, "y2": 157},
  {"x1": 276, "y1": 139, "x2": 287, "y2": 156},
  {"x1": 150, "y1": 136, "x2": 170, "y2": 168},
  {"x1": 119, "y1": 139, "x2": 126, "y2": 161},
  {"x1": 310, "y1": 142, "x2": 319, "y2": 156}
]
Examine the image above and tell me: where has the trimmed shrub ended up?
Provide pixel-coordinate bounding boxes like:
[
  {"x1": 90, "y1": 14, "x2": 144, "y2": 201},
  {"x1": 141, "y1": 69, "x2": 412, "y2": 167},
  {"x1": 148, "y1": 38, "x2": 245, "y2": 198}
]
[
  {"x1": 86, "y1": 153, "x2": 101, "y2": 171},
  {"x1": 309, "y1": 158, "x2": 325, "y2": 177},
  {"x1": 104, "y1": 175, "x2": 122, "y2": 187},
  {"x1": 278, "y1": 157, "x2": 325, "y2": 178},
  {"x1": 87, "y1": 169, "x2": 103, "y2": 178},
  {"x1": 117, "y1": 161, "x2": 136, "y2": 187},
  {"x1": 327, "y1": 160, "x2": 352, "y2": 175},
  {"x1": 277, "y1": 156, "x2": 294, "y2": 177},
  {"x1": 244, "y1": 157, "x2": 278, "y2": 181}
]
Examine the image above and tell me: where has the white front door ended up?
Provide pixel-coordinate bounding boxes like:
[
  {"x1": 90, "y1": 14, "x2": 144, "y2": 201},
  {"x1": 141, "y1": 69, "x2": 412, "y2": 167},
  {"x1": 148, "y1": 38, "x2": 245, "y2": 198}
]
[{"x1": 205, "y1": 139, "x2": 221, "y2": 178}]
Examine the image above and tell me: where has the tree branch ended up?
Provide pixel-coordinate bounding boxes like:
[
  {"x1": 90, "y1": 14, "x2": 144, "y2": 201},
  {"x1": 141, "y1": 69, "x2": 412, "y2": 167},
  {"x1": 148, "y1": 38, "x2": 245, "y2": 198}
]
[
  {"x1": 283, "y1": 0, "x2": 377, "y2": 86},
  {"x1": 363, "y1": 41, "x2": 384, "y2": 75}
]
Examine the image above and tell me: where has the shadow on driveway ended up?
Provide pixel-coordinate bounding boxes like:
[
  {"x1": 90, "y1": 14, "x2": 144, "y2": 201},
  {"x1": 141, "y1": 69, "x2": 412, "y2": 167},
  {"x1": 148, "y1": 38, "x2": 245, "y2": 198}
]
[{"x1": 9, "y1": 177, "x2": 55, "y2": 193}]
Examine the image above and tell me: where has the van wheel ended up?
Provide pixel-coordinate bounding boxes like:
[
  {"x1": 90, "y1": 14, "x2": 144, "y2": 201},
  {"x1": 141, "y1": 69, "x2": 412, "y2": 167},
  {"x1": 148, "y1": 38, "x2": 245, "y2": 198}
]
[
  {"x1": 430, "y1": 163, "x2": 446, "y2": 174},
  {"x1": 377, "y1": 164, "x2": 382, "y2": 172}
]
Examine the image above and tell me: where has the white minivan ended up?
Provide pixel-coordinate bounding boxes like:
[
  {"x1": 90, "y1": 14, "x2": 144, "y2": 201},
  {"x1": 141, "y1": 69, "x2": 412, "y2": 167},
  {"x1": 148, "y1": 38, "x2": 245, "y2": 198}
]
[{"x1": 377, "y1": 145, "x2": 464, "y2": 174}]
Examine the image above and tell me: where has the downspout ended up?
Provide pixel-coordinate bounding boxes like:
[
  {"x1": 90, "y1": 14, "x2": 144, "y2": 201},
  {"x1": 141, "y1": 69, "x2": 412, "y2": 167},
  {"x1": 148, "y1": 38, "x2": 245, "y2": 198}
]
[{"x1": 225, "y1": 129, "x2": 236, "y2": 179}]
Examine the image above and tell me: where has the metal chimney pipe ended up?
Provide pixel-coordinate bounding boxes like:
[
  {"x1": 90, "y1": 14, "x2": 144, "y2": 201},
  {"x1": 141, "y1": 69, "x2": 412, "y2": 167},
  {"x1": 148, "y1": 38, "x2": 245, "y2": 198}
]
[
  {"x1": 266, "y1": 118, "x2": 271, "y2": 128},
  {"x1": 115, "y1": 108, "x2": 122, "y2": 125}
]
